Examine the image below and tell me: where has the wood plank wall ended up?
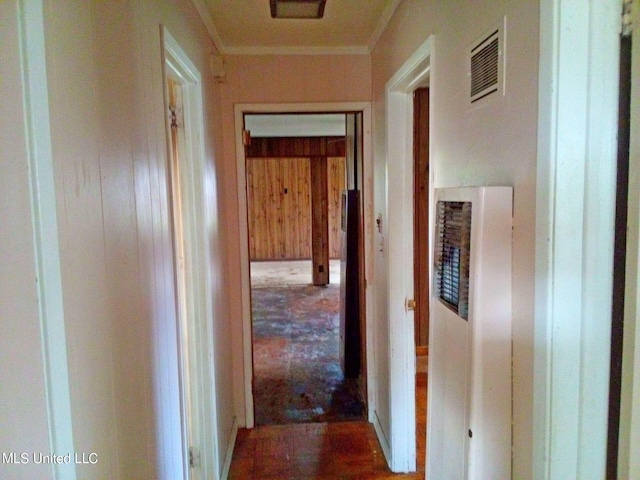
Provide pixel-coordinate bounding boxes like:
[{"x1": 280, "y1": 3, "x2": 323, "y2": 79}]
[
  {"x1": 328, "y1": 157, "x2": 346, "y2": 258},
  {"x1": 246, "y1": 136, "x2": 345, "y2": 158},
  {"x1": 310, "y1": 157, "x2": 329, "y2": 284},
  {"x1": 246, "y1": 158, "x2": 312, "y2": 260},
  {"x1": 246, "y1": 136, "x2": 346, "y2": 261},
  {"x1": 247, "y1": 155, "x2": 345, "y2": 261}
]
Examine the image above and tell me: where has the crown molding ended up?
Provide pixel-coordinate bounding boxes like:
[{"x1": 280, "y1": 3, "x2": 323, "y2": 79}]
[
  {"x1": 191, "y1": 0, "x2": 226, "y2": 53},
  {"x1": 222, "y1": 45, "x2": 370, "y2": 56},
  {"x1": 192, "y1": 0, "x2": 393, "y2": 56},
  {"x1": 367, "y1": 0, "x2": 402, "y2": 52}
]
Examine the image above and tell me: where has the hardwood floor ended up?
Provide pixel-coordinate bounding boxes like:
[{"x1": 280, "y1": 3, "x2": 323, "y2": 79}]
[{"x1": 228, "y1": 369, "x2": 427, "y2": 479}]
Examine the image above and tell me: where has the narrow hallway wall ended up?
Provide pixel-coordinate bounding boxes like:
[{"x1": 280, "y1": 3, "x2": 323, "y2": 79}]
[
  {"x1": 24, "y1": 0, "x2": 235, "y2": 478},
  {"x1": 0, "y1": 3, "x2": 53, "y2": 478},
  {"x1": 370, "y1": 1, "x2": 539, "y2": 478}
]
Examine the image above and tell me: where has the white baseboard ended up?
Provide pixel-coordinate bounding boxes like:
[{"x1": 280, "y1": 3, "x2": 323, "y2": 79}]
[
  {"x1": 372, "y1": 410, "x2": 392, "y2": 468},
  {"x1": 220, "y1": 416, "x2": 238, "y2": 480}
]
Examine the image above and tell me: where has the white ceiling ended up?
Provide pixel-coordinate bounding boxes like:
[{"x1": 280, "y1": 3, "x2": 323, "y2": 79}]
[
  {"x1": 245, "y1": 114, "x2": 346, "y2": 137},
  {"x1": 197, "y1": 0, "x2": 401, "y2": 55}
]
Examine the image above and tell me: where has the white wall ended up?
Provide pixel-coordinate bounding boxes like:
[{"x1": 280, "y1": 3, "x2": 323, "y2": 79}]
[
  {"x1": 371, "y1": 1, "x2": 539, "y2": 477},
  {"x1": 0, "y1": 0, "x2": 232, "y2": 478}
]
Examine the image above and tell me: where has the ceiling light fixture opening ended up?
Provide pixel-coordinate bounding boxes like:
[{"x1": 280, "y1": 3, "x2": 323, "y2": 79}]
[{"x1": 270, "y1": 0, "x2": 327, "y2": 19}]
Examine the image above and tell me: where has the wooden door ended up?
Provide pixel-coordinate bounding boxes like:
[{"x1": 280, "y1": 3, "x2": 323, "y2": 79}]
[{"x1": 414, "y1": 88, "x2": 430, "y2": 347}]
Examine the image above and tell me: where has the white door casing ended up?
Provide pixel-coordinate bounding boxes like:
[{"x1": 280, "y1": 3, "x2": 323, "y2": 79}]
[
  {"x1": 384, "y1": 36, "x2": 433, "y2": 472},
  {"x1": 162, "y1": 27, "x2": 220, "y2": 480},
  {"x1": 233, "y1": 103, "x2": 374, "y2": 429}
]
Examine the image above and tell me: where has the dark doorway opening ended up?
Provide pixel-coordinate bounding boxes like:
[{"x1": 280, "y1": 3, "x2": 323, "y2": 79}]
[{"x1": 607, "y1": 30, "x2": 633, "y2": 479}]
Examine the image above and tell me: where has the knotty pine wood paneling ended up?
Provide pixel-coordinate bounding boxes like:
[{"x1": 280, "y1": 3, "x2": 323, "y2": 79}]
[
  {"x1": 328, "y1": 157, "x2": 346, "y2": 258},
  {"x1": 310, "y1": 157, "x2": 329, "y2": 285},
  {"x1": 245, "y1": 136, "x2": 345, "y2": 158},
  {"x1": 247, "y1": 157, "x2": 311, "y2": 260},
  {"x1": 247, "y1": 156, "x2": 345, "y2": 261},
  {"x1": 281, "y1": 157, "x2": 312, "y2": 259}
]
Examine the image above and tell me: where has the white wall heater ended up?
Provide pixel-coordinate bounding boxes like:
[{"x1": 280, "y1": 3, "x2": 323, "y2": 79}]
[{"x1": 427, "y1": 186, "x2": 513, "y2": 480}]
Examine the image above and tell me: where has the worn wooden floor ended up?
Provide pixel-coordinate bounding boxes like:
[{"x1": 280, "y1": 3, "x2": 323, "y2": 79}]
[{"x1": 228, "y1": 369, "x2": 427, "y2": 479}]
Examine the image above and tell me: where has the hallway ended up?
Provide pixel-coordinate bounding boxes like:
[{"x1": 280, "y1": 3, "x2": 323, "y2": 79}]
[{"x1": 228, "y1": 366, "x2": 427, "y2": 479}]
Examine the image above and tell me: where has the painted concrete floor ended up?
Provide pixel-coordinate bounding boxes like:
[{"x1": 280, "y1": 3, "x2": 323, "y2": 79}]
[
  {"x1": 251, "y1": 284, "x2": 364, "y2": 425},
  {"x1": 250, "y1": 259, "x2": 341, "y2": 287}
]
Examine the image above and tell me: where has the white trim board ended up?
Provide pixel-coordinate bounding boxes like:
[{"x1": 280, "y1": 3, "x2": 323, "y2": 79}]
[
  {"x1": 162, "y1": 26, "x2": 221, "y2": 480},
  {"x1": 233, "y1": 102, "x2": 374, "y2": 429},
  {"x1": 367, "y1": 0, "x2": 403, "y2": 52},
  {"x1": 190, "y1": 0, "x2": 225, "y2": 54},
  {"x1": 383, "y1": 35, "x2": 432, "y2": 473},
  {"x1": 19, "y1": 1, "x2": 77, "y2": 478},
  {"x1": 219, "y1": 416, "x2": 238, "y2": 480},
  {"x1": 619, "y1": 2, "x2": 640, "y2": 476},
  {"x1": 223, "y1": 45, "x2": 370, "y2": 56},
  {"x1": 534, "y1": 0, "x2": 620, "y2": 478}
]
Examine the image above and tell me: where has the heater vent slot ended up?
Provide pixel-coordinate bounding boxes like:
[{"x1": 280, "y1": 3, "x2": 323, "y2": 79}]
[
  {"x1": 469, "y1": 20, "x2": 505, "y2": 105},
  {"x1": 435, "y1": 201, "x2": 472, "y2": 319}
]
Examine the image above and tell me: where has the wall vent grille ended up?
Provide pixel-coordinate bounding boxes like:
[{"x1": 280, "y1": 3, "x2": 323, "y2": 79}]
[
  {"x1": 469, "y1": 21, "x2": 504, "y2": 105},
  {"x1": 435, "y1": 201, "x2": 472, "y2": 319}
]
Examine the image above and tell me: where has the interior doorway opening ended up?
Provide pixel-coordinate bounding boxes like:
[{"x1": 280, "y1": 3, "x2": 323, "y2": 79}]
[
  {"x1": 384, "y1": 36, "x2": 432, "y2": 472},
  {"x1": 242, "y1": 112, "x2": 367, "y2": 426},
  {"x1": 413, "y1": 87, "x2": 430, "y2": 354},
  {"x1": 412, "y1": 86, "x2": 430, "y2": 475}
]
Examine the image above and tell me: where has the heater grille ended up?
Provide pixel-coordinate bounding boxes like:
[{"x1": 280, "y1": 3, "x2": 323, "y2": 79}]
[{"x1": 435, "y1": 201, "x2": 472, "y2": 319}]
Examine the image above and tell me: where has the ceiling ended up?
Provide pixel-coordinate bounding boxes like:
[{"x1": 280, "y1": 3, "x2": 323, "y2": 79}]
[
  {"x1": 245, "y1": 114, "x2": 346, "y2": 137},
  {"x1": 197, "y1": 0, "x2": 401, "y2": 55}
]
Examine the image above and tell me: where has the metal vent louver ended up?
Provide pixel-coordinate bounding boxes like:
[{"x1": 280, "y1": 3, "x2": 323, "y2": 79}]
[
  {"x1": 435, "y1": 201, "x2": 472, "y2": 319},
  {"x1": 469, "y1": 22, "x2": 504, "y2": 105}
]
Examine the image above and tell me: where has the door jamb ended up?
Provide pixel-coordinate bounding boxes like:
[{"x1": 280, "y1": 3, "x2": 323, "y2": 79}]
[
  {"x1": 18, "y1": 2, "x2": 77, "y2": 478},
  {"x1": 162, "y1": 27, "x2": 219, "y2": 480},
  {"x1": 534, "y1": 0, "x2": 620, "y2": 477},
  {"x1": 619, "y1": 2, "x2": 640, "y2": 475},
  {"x1": 234, "y1": 102, "x2": 373, "y2": 428}
]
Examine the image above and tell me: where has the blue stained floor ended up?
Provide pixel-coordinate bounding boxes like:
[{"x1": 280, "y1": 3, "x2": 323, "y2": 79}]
[{"x1": 251, "y1": 285, "x2": 365, "y2": 425}]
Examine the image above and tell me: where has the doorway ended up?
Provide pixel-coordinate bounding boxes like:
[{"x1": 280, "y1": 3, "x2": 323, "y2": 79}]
[
  {"x1": 162, "y1": 27, "x2": 219, "y2": 479},
  {"x1": 613, "y1": 7, "x2": 639, "y2": 477},
  {"x1": 384, "y1": 36, "x2": 432, "y2": 472},
  {"x1": 242, "y1": 112, "x2": 366, "y2": 426},
  {"x1": 234, "y1": 103, "x2": 373, "y2": 429}
]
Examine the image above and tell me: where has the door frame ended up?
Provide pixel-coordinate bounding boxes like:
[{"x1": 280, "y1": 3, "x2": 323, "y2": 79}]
[
  {"x1": 534, "y1": 0, "x2": 620, "y2": 477},
  {"x1": 234, "y1": 102, "x2": 373, "y2": 428},
  {"x1": 384, "y1": 36, "x2": 432, "y2": 472},
  {"x1": 617, "y1": 0, "x2": 639, "y2": 476},
  {"x1": 162, "y1": 27, "x2": 219, "y2": 479},
  {"x1": 15, "y1": 1, "x2": 77, "y2": 478}
]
